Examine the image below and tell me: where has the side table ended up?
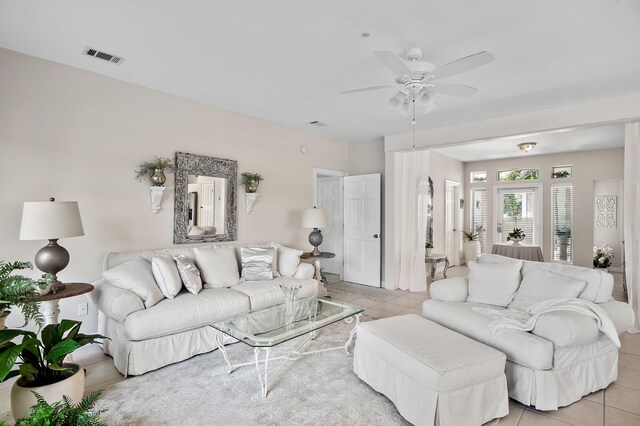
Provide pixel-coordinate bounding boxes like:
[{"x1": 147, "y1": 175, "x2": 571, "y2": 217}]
[
  {"x1": 425, "y1": 254, "x2": 449, "y2": 280},
  {"x1": 39, "y1": 283, "x2": 94, "y2": 326},
  {"x1": 300, "y1": 252, "x2": 335, "y2": 295}
]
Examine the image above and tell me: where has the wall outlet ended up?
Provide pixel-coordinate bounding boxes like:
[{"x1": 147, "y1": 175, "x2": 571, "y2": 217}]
[{"x1": 78, "y1": 302, "x2": 88, "y2": 316}]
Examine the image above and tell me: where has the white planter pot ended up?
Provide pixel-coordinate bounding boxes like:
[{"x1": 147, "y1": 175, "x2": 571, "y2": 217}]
[
  {"x1": 463, "y1": 241, "x2": 480, "y2": 264},
  {"x1": 11, "y1": 363, "x2": 85, "y2": 420}
]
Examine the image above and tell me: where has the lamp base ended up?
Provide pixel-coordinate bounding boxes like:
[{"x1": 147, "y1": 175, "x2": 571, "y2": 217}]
[
  {"x1": 35, "y1": 239, "x2": 69, "y2": 293},
  {"x1": 308, "y1": 228, "x2": 323, "y2": 255}
]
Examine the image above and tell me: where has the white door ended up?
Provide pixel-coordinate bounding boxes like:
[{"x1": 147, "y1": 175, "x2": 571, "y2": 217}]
[
  {"x1": 199, "y1": 183, "x2": 215, "y2": 227},
  {"x1": 317, "y1": 177, "x2": 343, "y2": 277},
  {"x1": 445, "y1": 181, "x2": 461, "y2": 265},
  {"x1": 493, "y1": 185, "x2": 543, "y2": 246},
  {"x1": 343, "y1": 174, "x2": 381, "y2": 287}
]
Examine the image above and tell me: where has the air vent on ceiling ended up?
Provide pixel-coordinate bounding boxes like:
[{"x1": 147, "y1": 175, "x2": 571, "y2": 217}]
[
  {"x1": 82, "y1": 47, "x2": 125, "y2": 65},
  {"x1": 308, "y1": 121, "x2": 327, "y2": 127}
]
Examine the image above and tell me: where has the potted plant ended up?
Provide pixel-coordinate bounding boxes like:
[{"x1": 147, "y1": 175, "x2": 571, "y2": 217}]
[
  {"x1": 240, "y1": 172, "x2": 263, "y2": 193},
  {"x1": 15, "y1": 390, "x2": 105, "y2": 425},
  {"x1": 135, "y1": 156, "x2": 174, "y2": 186},
  {"x1": 593, "y1": 244, "x2": 614, "y2": 270},
  {"x1": 462, "y1": 230, "x2": 480, "y2": 263},
  {"x1": 0, "y1": 319, "x2": 107, "y2": 419},
  {"x1": 425, "y1": 242, "x2": 434, "y2": 256},
  {"x1": 507, "y1": 228, "x2": 525, "y2": 245},
  {"x1": 0, "y1": 261, "x2": 50, "y2": 329}
]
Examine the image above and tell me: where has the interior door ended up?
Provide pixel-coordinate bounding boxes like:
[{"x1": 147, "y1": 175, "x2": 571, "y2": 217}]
[
  {"x1": 343, "y1": 174, "x2": 381, "y2": 287},
  {"x1": 445, "y1": 181, "x2": 461, "y2": 265},
  {"x1": 317, "y1": 177, "x2": 343, "y2": 277},
  {"x1": 494, "y1": 185, "x2": 542, "y2": 246},
  {"x1": 199, "y1": 183, "x2": 215, "y2": 227}
]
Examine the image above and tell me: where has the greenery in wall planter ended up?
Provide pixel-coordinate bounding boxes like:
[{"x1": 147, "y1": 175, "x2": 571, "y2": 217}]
[
  {"x1": 240, "y1": 172, "x2": 264, "y2": 193},
  {"x1": 135, "y1": 156, "x2": 175, "y2": 186},
  {"x1": 0, "y1": 261, "x2": 50, "y2": 328},
  {"x1": 14, "y1": 390, "x2": 106, "y2": 426}
]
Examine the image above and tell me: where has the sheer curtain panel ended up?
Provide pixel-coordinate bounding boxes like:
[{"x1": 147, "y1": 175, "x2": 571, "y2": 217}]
[{"x1": 624, "y1": 121, "x2": 640, "y2": 332}]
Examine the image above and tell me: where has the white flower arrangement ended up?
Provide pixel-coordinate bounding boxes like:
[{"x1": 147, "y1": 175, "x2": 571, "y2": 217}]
[{"x1": 593, "y1": 244, "x2": 614, "y2": 269}]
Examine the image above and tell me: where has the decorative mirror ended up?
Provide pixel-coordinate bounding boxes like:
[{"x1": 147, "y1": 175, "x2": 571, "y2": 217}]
[
  {"x1": 174, "y1": 152, "x2": 237, "y2": 243},
  {"x1": 426, "y1": 177, "x2": 434, "y2": 247}
]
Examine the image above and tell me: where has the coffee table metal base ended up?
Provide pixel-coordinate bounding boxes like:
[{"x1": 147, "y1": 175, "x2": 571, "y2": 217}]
[{"x1": 215, "y1": 313, "x2": 361, "y2": 397}]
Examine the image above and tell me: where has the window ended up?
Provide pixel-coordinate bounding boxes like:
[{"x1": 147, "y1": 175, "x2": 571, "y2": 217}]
[
  {"x1": 470, "y1": 189, "x2": 487, "y2": 255},
  {"x1": 552, "y1": 184, "x2": 573, "y2": 263},
  {"x1": 552, "y1": 165, "x2": 572, "y2": 179},
  {"x1": 494, "y1": 185, "x2": 543, "y2": 247},
  {"x1": 470, "y1": 171, "x2": 487, "y2": 183},
  {"x1": 497, "y1": 168, "x2": 540, "y2": 182}
]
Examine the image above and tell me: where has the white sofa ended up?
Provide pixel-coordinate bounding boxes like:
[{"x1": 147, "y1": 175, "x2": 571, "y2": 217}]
[
  {"x1": 422, "y1": 254, "x2": 635, "y2": 410},
  {"x1": 88, "y1": 243, "x2": 319, "y2": 376}
]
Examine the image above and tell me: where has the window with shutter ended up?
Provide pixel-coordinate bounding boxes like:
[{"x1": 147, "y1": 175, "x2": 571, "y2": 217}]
[
  {"x1": 552, "y1": 184, "x2": 573, "y2": 263},
  {"x1": 471, "y1": 189, "x2": 487, "y2": 255}
]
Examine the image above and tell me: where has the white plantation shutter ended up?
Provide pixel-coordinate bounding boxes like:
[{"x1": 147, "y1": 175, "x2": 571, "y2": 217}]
[
  {"x1": 552, "y1": 184, "x2": 573, "y2": 263},
  {"x1": 471, "y1": 189, "x2": 487, "y2": 254}
]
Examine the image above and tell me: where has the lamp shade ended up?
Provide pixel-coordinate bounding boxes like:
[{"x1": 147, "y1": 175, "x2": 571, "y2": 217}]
[
  {"x1": 20, "y1": 201, "x2": 85, "y2": 240},
  {"x1": 302, "y1": 208, "x2": 328, "y2": 229}
]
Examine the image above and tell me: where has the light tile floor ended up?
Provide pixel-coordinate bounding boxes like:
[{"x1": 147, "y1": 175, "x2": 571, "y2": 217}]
[{"x1": 0, "y1": 267, "x2": 637, "y2": 425}]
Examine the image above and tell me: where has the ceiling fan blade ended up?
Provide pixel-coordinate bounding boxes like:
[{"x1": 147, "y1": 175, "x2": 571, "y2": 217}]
[
  {"x1": 432, "y1": 51, "x2": 495, "y2": 80},
  {"x1": 374, "y1": 50, "x2": 414, "y2": 78},
  {"x1": 432, "y1": 83, "x2": 478, "y2": 97},
  {"x1": 339, "y1": 84, "x2": 395, "y2": 95}
]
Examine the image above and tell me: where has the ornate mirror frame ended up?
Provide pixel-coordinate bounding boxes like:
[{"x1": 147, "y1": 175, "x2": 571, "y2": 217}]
[{"x1": 174, "y1": 151, "x2": 237, "y2": 243}]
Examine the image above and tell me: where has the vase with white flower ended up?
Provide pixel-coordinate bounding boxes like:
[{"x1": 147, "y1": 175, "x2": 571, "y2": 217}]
[{"x1": 593, "y1": 244, "x2": 614, "y2": 270}]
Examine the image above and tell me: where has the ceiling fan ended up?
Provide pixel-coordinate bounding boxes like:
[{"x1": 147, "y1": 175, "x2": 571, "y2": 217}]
[{"x1": 340, "y1": 48, "x2": 495, "y2": 115}]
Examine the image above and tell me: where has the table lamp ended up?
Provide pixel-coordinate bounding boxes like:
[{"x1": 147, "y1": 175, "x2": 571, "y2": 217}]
[
  {"x1": 19, "y1": 198, "x2": 84, "y2": 292},
  {"x1": 302, "y1": 207, "x2": 328, "y2": 255}
]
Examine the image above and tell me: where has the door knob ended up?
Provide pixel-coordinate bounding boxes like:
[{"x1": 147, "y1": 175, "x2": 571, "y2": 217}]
[{"x1": 373, "y1": 234, "x2": 379, "y2": 238}]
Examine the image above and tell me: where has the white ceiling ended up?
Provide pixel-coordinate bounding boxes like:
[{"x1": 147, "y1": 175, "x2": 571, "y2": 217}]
[
  {"x1": 431, "y1": 123, "x2": 625, "y2": 162},
  {"x1": 1, "y1": 1, "x2": 640, "y2": 143}
]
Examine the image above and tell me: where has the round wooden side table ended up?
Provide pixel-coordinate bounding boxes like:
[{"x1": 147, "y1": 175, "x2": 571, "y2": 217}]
[{"x1": 39, "y1": 283, "x2": 94, "y2": 326}]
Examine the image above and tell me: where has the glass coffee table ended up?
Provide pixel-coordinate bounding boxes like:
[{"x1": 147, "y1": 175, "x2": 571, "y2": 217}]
[{"x1": 211, "y1": 297, "x2": 363, "y2": 397}]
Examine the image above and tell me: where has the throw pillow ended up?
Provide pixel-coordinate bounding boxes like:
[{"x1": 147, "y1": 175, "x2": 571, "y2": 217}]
[
  {"x1": 102, "y1": 257, "x2": 165, "y2": 308},
  {"x1": 240, "y1": 247, "x2": 274, "y2": 281},
  {"x1": 151, "y1": 256, "x2": 182, "y2": 299},
  {"x1": 271, "y1": 243, "x2": 303, "y2": 277},
  {"x1": 466, "y1": 261, "x2": 522, "y2": 307},
  {"x1": 508, "y1": 268, "x2": 587, "y2": 312},
  {"x1": 174, "y1": 255, "x2": 203, "y2": 294},
  {"x1": 194, "y1": 246, "x2": 241, "y2": 288}
]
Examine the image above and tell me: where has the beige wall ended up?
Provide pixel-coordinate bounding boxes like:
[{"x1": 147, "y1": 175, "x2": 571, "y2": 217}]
[
  {"x1": 0, "y1": 48, "x2": 348, "y2": 331},
  {"x1": 348, "y1": 137, "x2": 384, "y2": 175},
  {"x1": 464, "y1": 148, "x2": 624, "y2": 268},
  {"x1": 428, "y1": 151, "x2": 464, "y2": 263}
]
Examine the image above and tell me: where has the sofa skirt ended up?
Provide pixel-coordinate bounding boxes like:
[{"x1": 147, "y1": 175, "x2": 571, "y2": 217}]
[{"x1": 506, "y1": 346, "x2": 618, "y2": 410}]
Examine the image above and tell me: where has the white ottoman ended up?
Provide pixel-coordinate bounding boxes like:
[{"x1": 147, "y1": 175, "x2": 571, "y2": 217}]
[{"x1": 353, "y1": 314, "x2": 508, "y2": 426}]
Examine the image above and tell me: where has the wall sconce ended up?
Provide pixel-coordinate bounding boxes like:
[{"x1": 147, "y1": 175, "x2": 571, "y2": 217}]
[
  {"x1": 245, "y1": 193, "x2": 258, "y2": 214},
  {"x1": 150, "y1": 187, "x2": 166, "y2": 214}
]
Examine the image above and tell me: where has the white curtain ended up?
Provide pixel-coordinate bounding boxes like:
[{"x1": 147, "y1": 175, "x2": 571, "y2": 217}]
[
  {"x1": 624, "y1": 121, "x2": 640, "y2": 332},
  {"x1": 393, "y1": 150, "x2": 429, "y2": 292}
]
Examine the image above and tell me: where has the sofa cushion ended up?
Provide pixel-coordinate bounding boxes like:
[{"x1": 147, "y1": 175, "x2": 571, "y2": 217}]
[
  {"x1": 508, "y1": 268, "x2": 586, "y2": 312},
  {"x1": 240, "y1": 247, "x2": 274, "y2": 281},
  {"x1": 232, "y1": 277, "x2": 320, "y2": 311},
  {"x1": 467, "y1": 261, "x2": 522, "y2": 307},
  {"x1": 272, "y1": 243, "x2": 303, "y2": 277},
  {"x1": 422, "y1": 300, "x2": 554, "y2": 370},
  {"x1": 123, "y1": 287, "x2": 250, "y2": 341},
  {"x1": 194, "y1": 246, "x2": 241, "y2": 288},
  {"x1": 102, "y1": 257, "x2": 165, "y2": 308},
  {"x1": 151, "y1": 256, "x2": 182, "y2": 299},
  {"x1": 174, "y1": 255, "x2": 203, "y2": 294}
]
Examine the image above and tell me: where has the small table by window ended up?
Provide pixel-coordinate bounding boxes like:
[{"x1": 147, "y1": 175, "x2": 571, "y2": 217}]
[
  {"x1": 425, "y1": 254, "x2": 449, "y2": 279},
  {"x1": 491, "y1": 243, "x2": 544, "y2": 262},
  {"x1": 39, "y1": 283, "x2": 94, "y2": 326}
]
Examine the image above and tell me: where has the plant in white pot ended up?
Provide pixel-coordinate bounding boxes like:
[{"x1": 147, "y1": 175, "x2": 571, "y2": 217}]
[
  {"x1": 0, "y1": 260, "x2": 49, "y2": 330},
  {"x1": 462, "y1": 230, "x2": 480, "y2": 263},
  {"x1": 0, "y1": 319, "x2": 106, "y2": 419},
  {"x1": 507, "y1": 228, "x2": 526, "y2": 245}
]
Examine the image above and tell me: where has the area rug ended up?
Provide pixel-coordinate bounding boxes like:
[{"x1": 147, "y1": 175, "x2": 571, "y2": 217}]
[{"x1": 95, "y1": 319, "x2": 409, "y2": 425}]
